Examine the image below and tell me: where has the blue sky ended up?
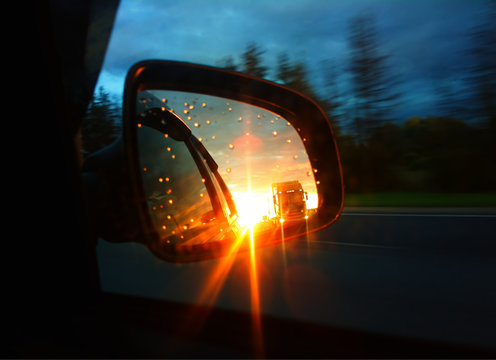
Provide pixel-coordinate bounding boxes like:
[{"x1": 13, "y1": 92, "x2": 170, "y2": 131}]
[{"x1": 96, "y1": 0, "x2": 493, "y2": 122}]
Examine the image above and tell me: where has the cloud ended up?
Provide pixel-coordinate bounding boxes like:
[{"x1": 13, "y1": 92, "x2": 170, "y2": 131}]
[{"x1": 97, "y1": 0, "x2": 490, "y2": 122}]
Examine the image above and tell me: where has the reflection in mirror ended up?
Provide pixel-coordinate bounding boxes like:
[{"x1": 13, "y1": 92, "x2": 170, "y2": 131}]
[{"x1": 135, "y1": 89, "x2": 319, "y2": 255}]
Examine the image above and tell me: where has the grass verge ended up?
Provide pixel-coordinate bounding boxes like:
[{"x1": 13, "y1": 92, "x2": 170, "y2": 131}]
[{"x1": 343, "y1": 192, "x2": 496, "y2": 207}]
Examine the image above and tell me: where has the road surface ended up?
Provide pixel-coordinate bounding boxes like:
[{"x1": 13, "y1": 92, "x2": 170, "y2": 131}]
[{"x1": 97, "y1": 209, "x2": 496, "y2": 351}]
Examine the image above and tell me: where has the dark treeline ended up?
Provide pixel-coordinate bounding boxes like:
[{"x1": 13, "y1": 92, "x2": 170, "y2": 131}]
[
  {"x1": 214, "y1": 13, "x2": 495, "y2": 194},
  {"x1": 83, "y1": 11, "x2": 495, "y2": 193}
]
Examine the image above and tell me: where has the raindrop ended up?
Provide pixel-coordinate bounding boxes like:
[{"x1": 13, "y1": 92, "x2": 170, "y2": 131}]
[
  {"x1": 202, "y1": 102, "x2": 207, "y2": 107},
  {"x1": 272, "y1": 131, "x2": 278, "y2": 136},
  {"x1": 194, "y1": 122, "x2": 200, "y2": 127},
  {"x1": 237, "y1": 116, "x2": 243, "y2": 122},
  {"x1": 226, "y1": 168, "x2": 231, "y2": 173},
  {"x1": 286, "y1": 139, "x2": 292, "y2": 143},
  {"x1": 166, "y1": 147, "x2": 171, "y2": 151},
  {"x1": 293, "y1": 154, "x2": 299, "y2": 160},
  {"x1": 184, "y1": 109, "x2": 189, "y2": 114},
  {"x1": 228, "y1": 143, "x2": 234, "y2": 150},
  {"x1": 206, "y1": 120, "x2": 211, "y2": 125}
]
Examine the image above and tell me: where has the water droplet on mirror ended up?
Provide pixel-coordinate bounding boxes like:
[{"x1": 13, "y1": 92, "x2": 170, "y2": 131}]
[
  {"x1": 238, "y1": 116, "x2": 243, "y2": 122},
  {"x1": 166, "y1": 147, "x2": 171, "y2": 151},
  {"x1": 202, "y1": 103, "x2": 207, "y2": 107},
  {"x1": 286, "y1": 139, "x2": 292, "y2": 143},
  {"x1": 226, "y1": 168, "x2": 231, "y2": 173},
  {"x1": 228, "y1": 143, "x2": 234, "y2": 150},
  {"x1": 194, "y1": 122, "x2": 200, "y2": 127},
  {"x1": 272, "y1": 131, "x2": 278, "y2": 136},
  {"x1": 184, "y1": 109, "x2": 189, "y2": 114},
  {"x1": 293, "y1": 154, "x2": 299, "y2": 160},
  {"x1": 206, "y1": 120, "x2": 211, "y2": 125}
]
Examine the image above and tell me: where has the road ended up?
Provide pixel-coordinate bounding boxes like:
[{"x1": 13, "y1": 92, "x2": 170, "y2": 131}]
[{"x1": 97, "y1": 209, "x2": 496, "y2": 351}]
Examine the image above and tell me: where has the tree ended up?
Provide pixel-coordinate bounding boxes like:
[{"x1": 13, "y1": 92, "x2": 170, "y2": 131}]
[
  {"x1": 466, "y1": 6, "x2": 496, "y2": 126},
  {"x1": 320, "y1": 58, "x2": 345, "y2": 133},
  {"x1": 347, "y1": 14, "x2": 401, "y2": 143},
  {"x1": 241, "y1": 42, "x2": 268, "y2": 78},
  {"x1": 275, "y1": 53, "x2": 318, "y2": 99},
  {"x1": 216, "y1": 55, "x2": 238, "y2": 71},
  {"x1": 81, "y1": 86, "x2": 121, "y2": 156}
]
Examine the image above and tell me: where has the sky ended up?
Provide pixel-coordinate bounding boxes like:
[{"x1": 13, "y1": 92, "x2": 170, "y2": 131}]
[{"x1": 96, "y1": 0, "x2": 492, "y2": 123}]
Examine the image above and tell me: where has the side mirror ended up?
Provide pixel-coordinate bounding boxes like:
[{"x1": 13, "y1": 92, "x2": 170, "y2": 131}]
[{"x1": 83, "y1": 60, "x2": 343, "y2": 262}]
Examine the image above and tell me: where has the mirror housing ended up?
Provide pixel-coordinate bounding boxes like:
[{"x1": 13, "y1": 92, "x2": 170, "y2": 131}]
[{"x1": 83, "y1": 60, "x2": 343, "y2": 262}]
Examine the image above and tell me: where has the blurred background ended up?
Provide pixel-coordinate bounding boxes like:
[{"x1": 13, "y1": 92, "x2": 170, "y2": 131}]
[{"x1": 82, "y1": 0, "x2": 496, "y2": 208}]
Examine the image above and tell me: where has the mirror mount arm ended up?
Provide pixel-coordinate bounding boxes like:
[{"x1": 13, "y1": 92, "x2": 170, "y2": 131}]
[{"x1": 82, "y1": 137, "x2": 148, "y2": 244}]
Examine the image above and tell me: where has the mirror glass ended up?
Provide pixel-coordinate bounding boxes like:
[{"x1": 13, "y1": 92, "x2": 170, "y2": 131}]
[{"x1": 136, "y1": 89, "x2": 319, "y2": 253}]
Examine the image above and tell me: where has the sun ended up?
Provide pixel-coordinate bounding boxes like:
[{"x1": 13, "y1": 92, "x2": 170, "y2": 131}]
[{"x1": 231, "y1": 191, "x2": 271, "y2": 230}]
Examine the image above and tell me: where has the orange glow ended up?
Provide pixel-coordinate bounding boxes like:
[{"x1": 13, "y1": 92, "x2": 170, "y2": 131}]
[{"x1": 249, "y1": 228, "x2": 264, "y2": 357}]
